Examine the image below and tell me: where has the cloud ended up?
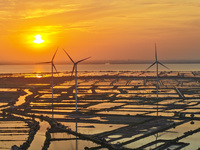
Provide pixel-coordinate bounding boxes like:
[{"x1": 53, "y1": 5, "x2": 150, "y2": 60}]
[
  {"x1": 0, "y1": 0, "x2": 78, "y2": 20},
  {"x1": 1, "y1": 0, "x2": 200, "y2": 36}
]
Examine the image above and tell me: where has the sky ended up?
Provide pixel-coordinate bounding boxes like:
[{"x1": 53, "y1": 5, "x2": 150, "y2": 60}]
[{"x1": 0, "y1": 0, "x2": 200, "y2": 63}]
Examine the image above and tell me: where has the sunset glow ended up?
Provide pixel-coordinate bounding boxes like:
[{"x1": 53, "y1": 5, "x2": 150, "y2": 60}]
[{"x1": 0, "y1": 1, "x2": 200, "y2": 63}]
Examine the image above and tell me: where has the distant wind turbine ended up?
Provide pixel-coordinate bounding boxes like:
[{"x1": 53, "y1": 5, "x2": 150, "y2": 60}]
[
  {"x1": 63, "y1": 49, "x2": 91, "y2": 112},
  {"x1": 38, "y1": 48, "x2": 58, "y2": 118},
  {"x1": 145, "y1": 43, "x2": 169, "y2": 117}
]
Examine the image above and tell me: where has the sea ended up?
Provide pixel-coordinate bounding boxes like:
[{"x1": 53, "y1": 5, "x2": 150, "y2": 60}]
[{"x1": 0, "y1": 63, "x2": 199, "y2": 74}]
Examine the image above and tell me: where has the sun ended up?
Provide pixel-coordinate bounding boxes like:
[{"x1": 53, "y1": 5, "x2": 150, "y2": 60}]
[{"x1": 33, "y1": 34, "x2": 44, "y2": 44}]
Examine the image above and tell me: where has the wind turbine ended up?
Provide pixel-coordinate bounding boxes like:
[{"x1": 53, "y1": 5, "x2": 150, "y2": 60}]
[
  {"x1": 145, "y1": 43, "x2": 169, "y2": 117},
  {"x1": 63, "y1": 49, "x2": 91, "y2": 112},
  {"x1": 38, "y1": 48, "x2": 58, "y2": 118}
]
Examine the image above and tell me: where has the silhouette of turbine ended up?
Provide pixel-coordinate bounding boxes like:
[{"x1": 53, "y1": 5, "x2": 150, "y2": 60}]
[
  {"x1": 145, "y1": 43, "x2": 169, "y2": 117},
  {"x1": 38, "y1": 48, "x2": 58, "y2": 118},
  {"x1": 63, "y1": 49, "x2": 91, "y2": 112}
]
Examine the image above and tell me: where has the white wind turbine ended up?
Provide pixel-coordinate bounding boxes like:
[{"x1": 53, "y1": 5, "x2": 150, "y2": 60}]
[
  {"x1": 38, "y1": 48, "x2": 58, "y2": 118},
  {"x1": 145, "y1": 43, "x2": 169, "y2": 116},
  {"x1": 63, "y1": 49, "x2": 91, "y2": 112}
]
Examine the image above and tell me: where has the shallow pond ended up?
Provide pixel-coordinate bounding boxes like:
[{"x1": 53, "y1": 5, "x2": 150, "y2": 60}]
[
  {"x1": 39, "y1": 94, "x2": 61, "y2": 98},
  {"x1": 113, "y1": 99, "x2": 140, "y2": 103},
  {"x1": 0, "y1": 121, "x2": 29, "y2": 149},
  {"x1": 0, "y1": 88, "x2": 17, "y2": 92},
  {"x1": 53, "y1": 85, "x2": 72, "y2": 89},
  {"x1": 31, "y1": 109, "x2": 74, "y2": 113},
  {"x1": 146, "y1": 112, "x2": 175, "y2": 117},
  {"x1": 97, "y1": 111, "x2": 146, "y2": 116},
  {"x1": 181, "y1": 109, "x2": 200, "y2": 113},
  {"x1": 123, "y1": 134, "x2": 164, "y2": 149},
  {"x1": 157, "y1": 121, "x2": 200, "y2": 140},
  {"x1": 87, "y1": 103, "x2": 125, "y2": 110},
  {"x1": 95, "y1": 89, "x2": 120, "y2": 94},
  {"x1": 180, "y1": 130, "x2": 200, "y2": 149},
  {"x1": 117, "y1": 86, "x2": 135, "y2": 89},
  {"x1": 0, "y1": 103, "x2": 8, "y2": 107},
  {"x1": 49, "y1": 139, "x2": 103, "y2": 150},
  {"x1": 123, "y1": 105, "x2": 162, "y2": 109},
  {"x1": 27, "y1": 84, "x2": 50, "y2": 86},
  {"x1": 60, "y1": 122, "x2": 127, "y2": 135},
  {"x1": 97, "y1": 86, "x2": 114, "y2": 89},
  {"x1": 158, "y1": 99, "x2": 180, "y2": 105}
]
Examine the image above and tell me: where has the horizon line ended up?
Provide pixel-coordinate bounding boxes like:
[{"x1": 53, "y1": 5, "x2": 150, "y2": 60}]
[{"x1": 1, "y1": 59, "x2": 200, "y2": 65}]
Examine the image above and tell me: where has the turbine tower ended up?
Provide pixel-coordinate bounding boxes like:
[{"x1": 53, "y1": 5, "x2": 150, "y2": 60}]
[
  {"x1": 145, "y1": 43, "x2": 169, "y2": 117},
  {"x1": 38, "y1": 48, "x2": 58, "y2": 118},
  {"x1": 63, "y1": 49, "x2": 91, "y2": 112}
]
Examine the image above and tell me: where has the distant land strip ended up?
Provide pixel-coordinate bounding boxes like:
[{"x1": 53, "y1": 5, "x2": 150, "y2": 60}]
[{"x1": 1, "y1": 60, "x2": 200, "y2": 65}]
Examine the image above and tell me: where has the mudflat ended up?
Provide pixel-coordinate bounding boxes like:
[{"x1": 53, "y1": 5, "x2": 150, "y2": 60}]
[{"x1": 1, "y1": 71, "x2": 200, "y2": 150}]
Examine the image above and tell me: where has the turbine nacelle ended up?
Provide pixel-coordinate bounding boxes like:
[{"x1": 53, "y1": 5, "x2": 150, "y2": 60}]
[
  {"x1": 37, "y1": 48, "x2": 58, "y2": 73},
  {"x1": 145, "y1": 43, "x2": 169, "y2": 71},
  {"x1": 63, "y1": 48, "x2": 91, "y2": 76}
]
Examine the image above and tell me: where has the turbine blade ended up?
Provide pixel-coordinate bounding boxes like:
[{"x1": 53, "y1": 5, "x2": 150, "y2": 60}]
[
  {"x1": 52, "y1": 47, "x2": 58, "y2": 61},
  {"x1": 158, "y1": 61, "x2": 169, "y2": 70},
  {"x1": 76, "y1": 56, "x2": 91, "y2": 64},
  {"x1": 63, "y1": 49, "x2": 75, "y2": 63},
  {"x1": 137, "y1": 71, "x2": 144, "y2": 77},
  {"x1": 155, "y1": 43, "x2": 157, "y2": 61},
  {"x1": 36, "y1": 61, "x2": 51, "y2": 64},
  {"x1": 145, "y1": 62, "x2": 156, "y2": 71},
  {"x1": 71, "y1": 65, "x2": 75, "y2": 76},
  {"x1": 52, "y1": 63, "x2": 58, "y2": 73}
]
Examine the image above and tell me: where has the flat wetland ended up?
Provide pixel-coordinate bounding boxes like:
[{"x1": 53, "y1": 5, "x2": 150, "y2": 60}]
[{"x1": 0, "y1": 71, "x2": 200, "y2": 150}]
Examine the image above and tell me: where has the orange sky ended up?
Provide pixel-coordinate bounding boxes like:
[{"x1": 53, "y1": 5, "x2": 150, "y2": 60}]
[{"x1": 0, "y1": 0, "x2": 200, "y2": 63}]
